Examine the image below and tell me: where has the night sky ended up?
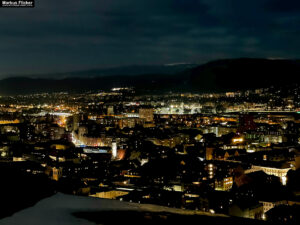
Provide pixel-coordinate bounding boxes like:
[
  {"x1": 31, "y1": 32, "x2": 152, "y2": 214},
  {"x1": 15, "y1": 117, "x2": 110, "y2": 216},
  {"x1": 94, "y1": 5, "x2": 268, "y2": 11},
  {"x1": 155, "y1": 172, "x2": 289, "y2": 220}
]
[{"x1": 0, "y1": 0, "x2": 300, "y2": 76}]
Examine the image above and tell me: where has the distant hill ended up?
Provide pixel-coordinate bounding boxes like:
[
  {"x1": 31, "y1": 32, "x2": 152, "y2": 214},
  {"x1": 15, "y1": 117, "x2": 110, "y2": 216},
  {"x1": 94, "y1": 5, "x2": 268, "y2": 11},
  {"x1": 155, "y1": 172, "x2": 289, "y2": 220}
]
[
  {"x1": 0, "y1": 74, "x2": 184, "y2": 95},
  {"x1": 186, "y1": 58, "x2": 300, "y2": 92},
  {"x1": 24, "y1": 63, "x2": 198, "y2": 79},
  {"x1": 0, "y1": 58, "x2": 299, "y2": 95}
]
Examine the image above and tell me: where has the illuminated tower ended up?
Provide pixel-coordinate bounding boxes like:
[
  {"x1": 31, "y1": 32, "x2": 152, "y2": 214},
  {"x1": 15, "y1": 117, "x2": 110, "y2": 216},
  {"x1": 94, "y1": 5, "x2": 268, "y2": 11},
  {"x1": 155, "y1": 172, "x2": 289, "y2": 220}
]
[{"x1": 112, "y1": 142, "x2": 117, "y2": 159}]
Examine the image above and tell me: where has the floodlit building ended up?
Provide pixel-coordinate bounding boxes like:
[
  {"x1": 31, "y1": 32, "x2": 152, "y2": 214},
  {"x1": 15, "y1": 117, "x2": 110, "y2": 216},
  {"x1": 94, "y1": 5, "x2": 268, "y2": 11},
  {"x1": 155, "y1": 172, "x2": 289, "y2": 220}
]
[{"x1": 139, "y1": 108, "x2": 154, "y2": 122}]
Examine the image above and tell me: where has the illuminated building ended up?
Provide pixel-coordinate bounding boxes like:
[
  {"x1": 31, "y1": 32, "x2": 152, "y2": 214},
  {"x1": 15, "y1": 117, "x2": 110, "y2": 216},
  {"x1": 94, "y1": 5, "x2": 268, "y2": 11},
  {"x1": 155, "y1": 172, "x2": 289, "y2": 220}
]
[
  {"x1": 164, "y1": 184, "x2": 183, "y2": 192},
  {"x1": 13, "y1": 157, "x2": 25, "y2": 162},
  {"x1": 207, "y1": 163, "x2": 215, "y2": 179},
  {"x1": 78, "y1": 126, "x2": 88, "y2": 138},
  {"x1": 52, "y1": 167, "x2": 63, "y2": 181},
  {"x1": 51, "y1": 144, "x2": 68, "y2": 150},
  {"x1": 83, "y1": 147, "x2": 109, "y2": 154},
  {"x1": 0, "y1": 119, "x2": 20, "y2": 125},
  {"x1": 90, "y1": 190, "x2": 129, "y2": 199},
  {"x1": 245, "y1": 165, "x2": 291, "y2": 185},
  {"x1": 206, "y1": 147, "x2": 214, "y2": 160},
  {"x1": 226, "y1": 92, "x2": 241, "y2": 98},
  {"x1": 229, "y1": 203, "x2": 264, "y2": 220},
  {"x1": 232, "y1": 137, "x2": 244, "y2": 143},
  {"x1": 214, "y1": 149, "x2": 245, "y2": 160},
  {"x1": 139, "y1": 108, "x2": 154, "y2": 122},
  {"x1": 259, "y1": 200, "x2": 288, "y2": 214},
  {"x1": 73, "y1": 114, "x2": 80, "y2": 131},
  {"x1": 107, "y1": 106, "x2": 114, "y2": 115},
  {"x1": 57, "y1": 115, "x2": 68, "y2": 128},
  {"x1": 148, "y1": 136, "x2": 183, "y2": 148},
  {"x1": 118, "y1": 118, "x2": 138, "y2": 129},
  {"x1": 112, "y1": 142, "x2": 117, "y2": 158},
  {"x1": 49, "y1": 125, "x2": 65, "y2": 140},
  {"x1": 215, "y1": 176, "x2": 233, "y2": 191},
  {"x1": 245, "y1": 131, "x2": 283, "y2": 144}
]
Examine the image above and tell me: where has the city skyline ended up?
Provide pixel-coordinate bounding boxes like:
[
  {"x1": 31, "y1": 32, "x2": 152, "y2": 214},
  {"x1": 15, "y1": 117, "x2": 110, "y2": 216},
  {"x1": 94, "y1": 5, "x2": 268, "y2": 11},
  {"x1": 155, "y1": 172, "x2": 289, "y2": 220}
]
[
  {"x1": 0, "y1": 87, "x2": 299, "y2": 223},
  {"x1": 0, "y1": 1, "x2": 300, "y2": 224}
]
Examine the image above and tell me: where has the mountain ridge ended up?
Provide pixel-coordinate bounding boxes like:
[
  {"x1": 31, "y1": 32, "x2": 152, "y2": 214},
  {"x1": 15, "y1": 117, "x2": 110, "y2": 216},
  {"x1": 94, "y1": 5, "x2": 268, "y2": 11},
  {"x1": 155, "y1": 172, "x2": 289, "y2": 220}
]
[{"x1": 0, "y1": 58, "x2": 299, "y2": 95}]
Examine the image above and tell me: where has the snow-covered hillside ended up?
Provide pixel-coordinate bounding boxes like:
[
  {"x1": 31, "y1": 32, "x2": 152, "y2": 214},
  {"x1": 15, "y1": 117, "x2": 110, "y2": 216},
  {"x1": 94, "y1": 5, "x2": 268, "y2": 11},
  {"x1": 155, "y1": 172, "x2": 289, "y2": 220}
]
[{"x1": 0, "y1": 193, "x2": 226, "y2": 225}]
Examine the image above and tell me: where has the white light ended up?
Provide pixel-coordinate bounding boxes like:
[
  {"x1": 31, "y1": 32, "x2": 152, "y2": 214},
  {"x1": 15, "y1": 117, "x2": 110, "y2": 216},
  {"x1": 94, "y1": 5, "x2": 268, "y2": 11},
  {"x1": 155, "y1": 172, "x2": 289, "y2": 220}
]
[
  {"x1": 281, "y1": 176, "x2": 287, "y2": 186},
  {"x1": 112, "y1": 142, "x2": 117, "y2": 158}
]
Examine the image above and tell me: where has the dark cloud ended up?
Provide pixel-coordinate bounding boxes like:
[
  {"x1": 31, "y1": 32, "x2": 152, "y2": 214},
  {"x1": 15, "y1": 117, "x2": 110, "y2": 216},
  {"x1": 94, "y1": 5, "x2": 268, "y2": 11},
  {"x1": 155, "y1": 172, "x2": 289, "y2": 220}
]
[
  {"x1": 0, "y1": 0, "x2": 299, "y2": 77},
  {"x1": 264, "y1": 0, "x2": 300, "y2": 13}
]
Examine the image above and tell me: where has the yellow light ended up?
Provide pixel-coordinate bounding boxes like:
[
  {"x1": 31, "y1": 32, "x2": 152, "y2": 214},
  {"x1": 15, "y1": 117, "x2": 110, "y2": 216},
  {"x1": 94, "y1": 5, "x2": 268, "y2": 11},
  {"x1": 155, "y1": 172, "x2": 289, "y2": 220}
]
[{"x1": 233, "y1": 138, "x2": 244, "y2": 143}]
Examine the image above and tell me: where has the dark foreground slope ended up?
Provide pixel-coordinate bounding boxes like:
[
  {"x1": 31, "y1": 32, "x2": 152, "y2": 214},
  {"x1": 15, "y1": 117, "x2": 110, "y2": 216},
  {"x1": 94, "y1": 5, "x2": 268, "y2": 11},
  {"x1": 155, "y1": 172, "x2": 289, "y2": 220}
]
[
  {"x1": 0, "y1": 162, "x2": 55, "y2": 219},
  {"x1": 0, "y1": 58, "x2": 299, "y2": 95},
  {"x1": 73, "y1": 210, "x2": 268, "y2": 225},
  {"x1": 0, "y1": 193, "x2": 268, "y2": 225}
]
